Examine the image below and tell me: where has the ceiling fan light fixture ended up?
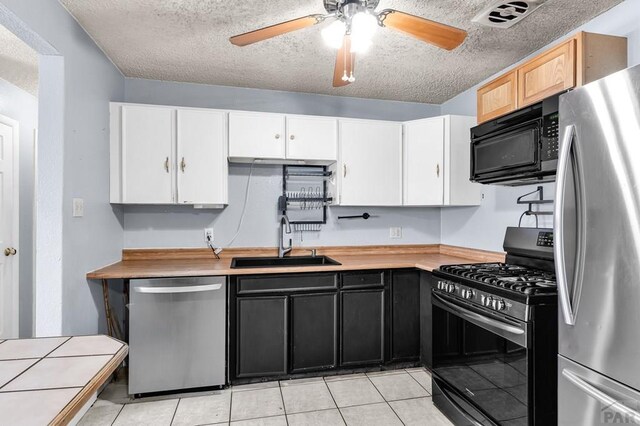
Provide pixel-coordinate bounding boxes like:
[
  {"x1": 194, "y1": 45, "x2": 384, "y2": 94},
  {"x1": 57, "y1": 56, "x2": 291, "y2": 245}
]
[
  {"x1": 350, "y1": 11, "x2": 378, "y2": 53},
  {"x1": 321, "y1": 19, "x2": 346, "y2": 49}
]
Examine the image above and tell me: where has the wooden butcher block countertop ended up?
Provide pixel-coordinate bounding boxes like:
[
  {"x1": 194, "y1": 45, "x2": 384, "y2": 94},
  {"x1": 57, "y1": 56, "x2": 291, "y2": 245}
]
[{"x1": 87, "y1": 244, "x2": 505, "y2": 280}]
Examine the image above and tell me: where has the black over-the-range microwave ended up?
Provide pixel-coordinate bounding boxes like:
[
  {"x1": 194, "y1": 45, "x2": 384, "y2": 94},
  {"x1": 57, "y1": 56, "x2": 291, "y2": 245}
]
[{"x1": 470, "y1": 94, "x2": 560, "y2": 186}]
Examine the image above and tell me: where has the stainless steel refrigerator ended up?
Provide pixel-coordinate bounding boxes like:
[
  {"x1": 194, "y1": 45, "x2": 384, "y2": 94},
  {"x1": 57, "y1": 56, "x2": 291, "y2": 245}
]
[{"x1": 556, "y1": 64, "x2": 640, "y2": 425}]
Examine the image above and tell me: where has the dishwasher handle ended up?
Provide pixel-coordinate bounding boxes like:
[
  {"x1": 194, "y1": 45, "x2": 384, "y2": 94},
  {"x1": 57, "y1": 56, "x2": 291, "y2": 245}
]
[{"x1": 134, "y1": 283, "x2": 223, "y2": 294}]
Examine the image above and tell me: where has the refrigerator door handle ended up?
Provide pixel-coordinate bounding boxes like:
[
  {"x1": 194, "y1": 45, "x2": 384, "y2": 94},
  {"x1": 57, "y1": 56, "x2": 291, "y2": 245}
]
[
  {"x1": 555, "y1": 124, "x2": 577, "y2": 326},
  {"x1": 562, "y1": 369, "x2": 640, "y2": 423},
  {"x1": 134, "y1": 283, "x2": 223, "y2": 294}
]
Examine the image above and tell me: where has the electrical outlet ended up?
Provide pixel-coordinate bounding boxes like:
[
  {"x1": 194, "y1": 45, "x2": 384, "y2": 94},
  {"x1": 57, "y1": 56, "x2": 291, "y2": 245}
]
[
  {"x1": 390, "y1": 227, "x2": 402, "y2": 239},
  {"x1": 204, "y1": 228, "x2": 214, "y2": 244},
  {"x1": 72, "y1": 198, "x2": 84, "y2": 217}
]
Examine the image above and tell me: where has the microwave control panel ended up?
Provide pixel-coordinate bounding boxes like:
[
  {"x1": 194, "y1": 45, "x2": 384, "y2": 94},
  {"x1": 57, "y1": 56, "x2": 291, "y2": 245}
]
[{"x1": 541, "y1": 113, "x2": 559, "y2": 161}]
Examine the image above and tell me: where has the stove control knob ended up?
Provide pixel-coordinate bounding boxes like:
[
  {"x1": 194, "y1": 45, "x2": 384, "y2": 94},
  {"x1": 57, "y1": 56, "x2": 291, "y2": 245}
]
[
  {"x1": 483, "y1": 296, "x2": 493, "y2": 307},
  {"x1": 492, "y1": 299, "x2": 506, "y2": 311},
  {"x1": 437, "y1": 281, "x2": 444, "y2": 290},
  {"x1": 446, "y1": 283, "x2": 456, "y2": 293},
  {"x1": 461, "y1": 289, "x2": 474, "y2": 299}
]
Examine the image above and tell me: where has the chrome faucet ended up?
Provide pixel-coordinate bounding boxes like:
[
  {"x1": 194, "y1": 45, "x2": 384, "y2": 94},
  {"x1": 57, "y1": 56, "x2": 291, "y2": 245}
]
[{"x1": 279, "y1": 215, "x2": 292, "y2": 258}]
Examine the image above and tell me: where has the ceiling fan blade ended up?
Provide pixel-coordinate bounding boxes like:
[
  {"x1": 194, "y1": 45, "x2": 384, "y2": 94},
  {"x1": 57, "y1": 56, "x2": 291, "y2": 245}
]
[
  {"x1": 230, "y1": 15, "x2": 324, "y2": 46},
  {"x1": 378, "y1": 9, "x2": 467, "y2": 50},
  {"x1": 333, "y1": 35, "x2": 355, "y2": 87}
]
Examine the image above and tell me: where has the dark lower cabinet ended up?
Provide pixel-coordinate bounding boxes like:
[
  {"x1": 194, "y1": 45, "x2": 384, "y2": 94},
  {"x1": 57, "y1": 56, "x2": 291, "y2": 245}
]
[
  {"x1": 390, "y1": 270, "x2": 421, "y2": 362},
  {"x1": 340, "y1": 289, "x2": 385, "y2": 366},
  {"x1": 290, "y1": 293, "x2": 337, "y2": 372},
  {"x1": 420, "y1": 271, "x2": 434, "y2": 368},
  {"x1": 236, "y1": 296, "x2": 287, "y2": 378}
]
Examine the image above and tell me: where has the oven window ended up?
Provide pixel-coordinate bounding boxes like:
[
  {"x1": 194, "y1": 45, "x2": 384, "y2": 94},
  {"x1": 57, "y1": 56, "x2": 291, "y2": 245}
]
[
  {"x1": 473, "y1": 125, "x2": 539, "y2": 176},
  {"x1": 432, "y1": 305, "x2": 529, "y2": 425}
]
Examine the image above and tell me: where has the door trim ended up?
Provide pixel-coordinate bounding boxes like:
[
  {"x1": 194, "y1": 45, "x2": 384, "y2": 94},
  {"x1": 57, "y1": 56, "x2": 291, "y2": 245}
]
[{"x1": 0, "y1": 114, "x2": 20, "y2": 338}]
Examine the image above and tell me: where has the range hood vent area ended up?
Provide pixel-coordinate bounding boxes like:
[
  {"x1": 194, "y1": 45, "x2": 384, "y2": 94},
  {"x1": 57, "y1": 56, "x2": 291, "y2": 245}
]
[{"x1": 472, "y1": 0, "x2": 547, "y2": 28}]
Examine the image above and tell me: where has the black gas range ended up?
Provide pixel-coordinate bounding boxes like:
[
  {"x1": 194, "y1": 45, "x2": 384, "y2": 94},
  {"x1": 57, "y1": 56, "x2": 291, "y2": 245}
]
[{"x1": 431, "y1": 227, "x2": 557, "y2": 426}]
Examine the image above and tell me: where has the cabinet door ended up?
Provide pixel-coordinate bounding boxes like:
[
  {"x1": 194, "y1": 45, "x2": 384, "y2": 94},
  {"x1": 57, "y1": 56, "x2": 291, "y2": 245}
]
[
  {"x1": 236, "y1": 296, "x2": 287, "y2": 378},
  {"x1": 290, "y1": 293, "x2": 337, "y2": 372},
  {"x1": 339, "y1": 120, "x2": 402, "y2": 206},
  {"x1": 403, "y1": 118, "x2": 444, "y2": 206},
  {"x1": 121, "y1": 105, "x2": 174, "y2": 204},
  {"x1": 228, "y1": 112, "x2": 285, "y2": 160},
  {"x1": 477, "y1": 71, "x2": 518, "y2": 124},
  {"x1": 518, "y1": 38, "x2": 576, "y2": 107},
  {"x1": 420, "y1": 272, "x2": 434, "y2": 368},
  {"x1": 390, "y1": 270, "x2": 420, "y2": 362},
  {"x1": 340, "y1": 290, "x2": 385, "y2": 366},
  {"x1": 286, "y1": 116, "x2": 337, "y2": 162},
  {"x1": 176, "y1": 109, "x2": 227, "y2": 205}
]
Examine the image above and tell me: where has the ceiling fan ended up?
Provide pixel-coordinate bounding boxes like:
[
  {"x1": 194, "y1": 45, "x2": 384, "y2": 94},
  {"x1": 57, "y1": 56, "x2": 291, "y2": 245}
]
[{"x1": 229, "y1": 0, "x2": 467, "y2": 87}]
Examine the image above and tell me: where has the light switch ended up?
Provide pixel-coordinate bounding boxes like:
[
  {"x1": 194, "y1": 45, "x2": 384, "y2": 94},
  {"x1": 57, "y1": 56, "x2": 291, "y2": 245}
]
[{"x1": 72, "y1": 198, "x2": 84, "y2": 217}]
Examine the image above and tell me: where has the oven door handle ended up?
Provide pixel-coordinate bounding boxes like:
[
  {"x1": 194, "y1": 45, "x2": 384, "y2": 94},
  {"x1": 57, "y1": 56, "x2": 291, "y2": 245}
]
[{"x1": 433, "y1": 293, "x2": 526, "y2": 346}]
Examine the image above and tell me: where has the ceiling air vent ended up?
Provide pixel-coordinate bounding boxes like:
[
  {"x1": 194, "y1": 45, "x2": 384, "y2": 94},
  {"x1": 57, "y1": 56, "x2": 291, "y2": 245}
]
[{"x1": 472, "y1": 0, "x2": 547, "y2": 28}]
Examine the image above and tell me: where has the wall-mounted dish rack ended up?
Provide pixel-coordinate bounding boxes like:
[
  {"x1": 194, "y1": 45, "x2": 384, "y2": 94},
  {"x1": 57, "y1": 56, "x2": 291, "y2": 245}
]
[{"x1": 279, "y1": 165, "x2": 332, "y2": 230}]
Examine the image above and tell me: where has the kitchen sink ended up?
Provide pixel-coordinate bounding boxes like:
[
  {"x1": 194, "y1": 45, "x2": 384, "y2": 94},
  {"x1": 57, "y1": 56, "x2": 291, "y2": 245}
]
[{"x1": 230, "y1": 255, "x2": 341, "y2": 269}]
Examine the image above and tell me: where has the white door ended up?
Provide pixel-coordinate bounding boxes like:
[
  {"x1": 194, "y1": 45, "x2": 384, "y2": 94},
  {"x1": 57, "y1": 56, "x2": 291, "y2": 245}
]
[
  {"x1": 122, "y1": 106, "x2": 174, "y2": 204},
  {"x1": 339, "y1": 120, "x2": 403, "y2": 206},
  {"x1": 0, "y1": 121, "x2": 17, "y2": 338},
  {"x1": 177, "y1": 109, "x2": 228, "y2": 205},
  {"x1": 403, "y1": 118, "x2": 445, "y2": 206},
  {"x1": 228, "y1": 112, "x2": 286, "y2": 160},
  {"x1": 286, "y1": 116, "x2": 337, "y2": 162}
]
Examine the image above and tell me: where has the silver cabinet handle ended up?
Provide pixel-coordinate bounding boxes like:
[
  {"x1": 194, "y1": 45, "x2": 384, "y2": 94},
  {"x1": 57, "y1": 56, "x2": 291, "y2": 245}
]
[
  {"x1": 135, "y1": 283, "x2": 222, "y2": 294},
  {"x1": 164, "y1": 157, "x2": 170, "y2": 173},
  {"x1": 343, "y1": 164, "x2": 347, "y2": 178},
  {"x1": 275, "y1": 134, "x2": 281, "y2": 139},
  {"x1": 437, "y1": 163, "x2": 440, "y2": 177},
  {"x1": 562, "y1": 369, "x2": 640, "y2": 423},
  {"x1": 555, "y1": 124, "x2": 576, "y2": 326},
  {"x1": 180, "y1": 157, "x2": 186, "y2": 173},
  {"x1": 4, "y1": 248, "x2": 16, "y2": 256}
]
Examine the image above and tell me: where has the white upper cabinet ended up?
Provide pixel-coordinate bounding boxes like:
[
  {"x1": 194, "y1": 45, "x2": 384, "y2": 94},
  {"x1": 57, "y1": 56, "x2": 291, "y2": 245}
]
[
  {"x1": 228, "y1": 112, "x2": 286, "y2": 160},
  {"x1": 338, "y1": 119, "x2": 403, "y2": 206},
  {"x1": 403, "y1": 115, "x2": 482, "y2": 207},
  {"x1": 404, "y1": 117, "x2": 445, "y2": 206},
  {"x1": 286, "y1": 116, "x2": 337, "y2": 162},
  {"x1": 228, "y1": 111, "x2": 337, "y2": 164},
  {"x1": 111, "y1": 103, "x2": 228, "y2": 206},
  {"x1": 118, "y1": 105, "x2": 174, "y2": 204},
  {"x1": 176, "y1": 109, "x2": 228, "y2": 205}
]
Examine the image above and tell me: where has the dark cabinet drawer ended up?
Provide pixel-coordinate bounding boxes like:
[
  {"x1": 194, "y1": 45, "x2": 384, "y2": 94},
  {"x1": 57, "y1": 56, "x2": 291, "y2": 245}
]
[
  {"x1": 237, "y1": 273, "x2": 338, "y2": 295},
  {"x1": 341, "y1": 271, "x2": 385, "y2": 289}
]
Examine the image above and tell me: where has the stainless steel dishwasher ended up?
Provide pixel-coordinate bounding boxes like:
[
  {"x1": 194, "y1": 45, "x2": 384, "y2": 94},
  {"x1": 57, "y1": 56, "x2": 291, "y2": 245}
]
[{"x1": 129, "y1": 276, "x2": 226, "y2": 395}]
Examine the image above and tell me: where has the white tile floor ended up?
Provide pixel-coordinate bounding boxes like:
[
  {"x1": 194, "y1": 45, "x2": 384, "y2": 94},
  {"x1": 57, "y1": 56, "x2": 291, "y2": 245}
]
[{"x1": 79, "y1": 368, "x2": 453, "y2": 426}]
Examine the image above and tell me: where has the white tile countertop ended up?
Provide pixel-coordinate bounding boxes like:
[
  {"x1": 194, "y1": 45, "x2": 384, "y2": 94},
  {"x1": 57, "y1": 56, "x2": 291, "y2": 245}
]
[{"x1": 0, "y1": 335, "x2": 128, "y2": 426}]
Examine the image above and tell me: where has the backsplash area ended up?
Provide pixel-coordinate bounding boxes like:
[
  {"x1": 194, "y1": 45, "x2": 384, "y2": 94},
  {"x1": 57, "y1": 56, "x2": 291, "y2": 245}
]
[{"x1": 123, "y1": 164, "x2": 442, "y2": 249}]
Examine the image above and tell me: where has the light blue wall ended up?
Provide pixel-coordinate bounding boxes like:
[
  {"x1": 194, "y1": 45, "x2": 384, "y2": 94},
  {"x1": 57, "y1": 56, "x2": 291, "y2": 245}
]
[
  {"x1": 124, "y1": 78, "x2": 441, "y2": 121},
  {"x1": 123, "y1": 78, "x2": 444, "y2": 250},
  {"x1": 0, "y1": 0, "x2": 125, "y2": 336},
  {"x1": 440, "y1": 0, "x2": 640, "y2": 251},
  {"x1": 0, "y1": 77, "x2": 37, "y2": 337}
]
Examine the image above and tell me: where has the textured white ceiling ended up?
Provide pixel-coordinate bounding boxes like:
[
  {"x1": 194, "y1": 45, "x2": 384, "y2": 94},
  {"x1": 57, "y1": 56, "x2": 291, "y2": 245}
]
[
  {"x1": 0, "y1": 24, "x2": 39, "y2": 96},
  {"x1": 59, "y1": 0, "x2": 622, "y2": 103}
]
